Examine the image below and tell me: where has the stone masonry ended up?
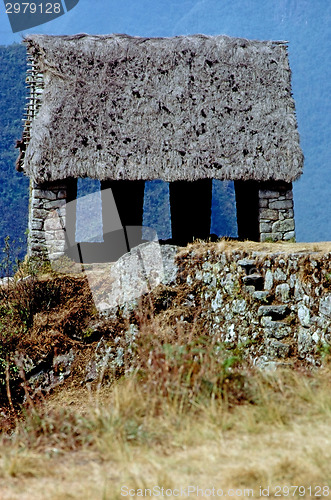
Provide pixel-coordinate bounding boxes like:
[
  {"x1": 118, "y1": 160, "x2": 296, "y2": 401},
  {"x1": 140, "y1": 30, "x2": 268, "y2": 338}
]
[
  {"x1": 172, "y1": 246, "x2": 331, "y2": 368},
  {"x1": 28, "y1": 180, "x2": 68, "y2": 260},
  {"x1": 258, "y1": 181, "x2": 295, "y2": 242},
  {"x1": 28, "y1": 179, "x2": 297, "y2": 260}
]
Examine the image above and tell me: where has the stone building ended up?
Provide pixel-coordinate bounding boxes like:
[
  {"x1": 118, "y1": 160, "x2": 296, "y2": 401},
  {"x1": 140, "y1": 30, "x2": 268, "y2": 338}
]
[{"x1": 16, "y1": 34, "x2": 304, "y2": 260}]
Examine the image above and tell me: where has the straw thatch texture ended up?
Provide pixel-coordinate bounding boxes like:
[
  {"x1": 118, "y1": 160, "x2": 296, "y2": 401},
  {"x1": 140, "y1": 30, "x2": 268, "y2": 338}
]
[{"x1": 22, "y1": 34, "x2": 303, "y2": 183}]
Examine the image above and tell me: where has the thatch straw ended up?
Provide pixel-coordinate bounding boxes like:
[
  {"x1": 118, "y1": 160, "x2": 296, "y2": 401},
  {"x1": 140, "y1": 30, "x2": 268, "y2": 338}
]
[{"x1": 21, "y1": 34, "x2": 303, "y2": 183}]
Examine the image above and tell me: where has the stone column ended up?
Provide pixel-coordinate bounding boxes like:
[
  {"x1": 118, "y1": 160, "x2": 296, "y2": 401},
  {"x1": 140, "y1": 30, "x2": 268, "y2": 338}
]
[
  {"x1": 28, "y1": 179, "x2": 76, "y2": 260},
  {"x1": 258, "y1": 181, "x2": 295, "y2": 242}
]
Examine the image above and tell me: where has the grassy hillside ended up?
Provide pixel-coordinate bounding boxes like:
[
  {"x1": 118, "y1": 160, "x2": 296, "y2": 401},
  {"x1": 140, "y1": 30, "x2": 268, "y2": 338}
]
[{"x1": 0, "y1": 241, "x2": 330, "y2": 498}]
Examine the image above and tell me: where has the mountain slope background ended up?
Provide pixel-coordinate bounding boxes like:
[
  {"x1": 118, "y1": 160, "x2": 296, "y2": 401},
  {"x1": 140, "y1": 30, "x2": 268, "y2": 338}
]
[{"x1": 0, "y1": 0, "x2": 330, "y2": 261}]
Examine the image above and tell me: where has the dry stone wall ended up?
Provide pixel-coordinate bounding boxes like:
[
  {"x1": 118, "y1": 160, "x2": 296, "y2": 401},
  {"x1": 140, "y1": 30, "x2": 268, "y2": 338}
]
[
  {"x1": 16, "y1": 245, "x2": 331, "y2": 397},
  {"x1": 28, "y1": 181, "x2": 68, "y2": 260},
  {"x1": 258, "y1": 182, "x2": 295, "y2": 242},
  {"x1": 174, "y1": 246, "x2": 331, "y2": 368}
]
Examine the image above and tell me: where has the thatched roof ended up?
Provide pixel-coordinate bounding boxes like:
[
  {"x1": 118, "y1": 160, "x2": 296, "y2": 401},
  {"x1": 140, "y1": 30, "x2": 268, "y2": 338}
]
[{"x1": 20, "y1": 33, "x2": 303, "y2": 183}]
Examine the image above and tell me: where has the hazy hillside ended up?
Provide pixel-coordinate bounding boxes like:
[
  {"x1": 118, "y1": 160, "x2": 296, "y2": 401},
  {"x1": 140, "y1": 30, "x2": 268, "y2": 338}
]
[{"x1": 0, "y1": 43, "x2": 29, "y2": 266}]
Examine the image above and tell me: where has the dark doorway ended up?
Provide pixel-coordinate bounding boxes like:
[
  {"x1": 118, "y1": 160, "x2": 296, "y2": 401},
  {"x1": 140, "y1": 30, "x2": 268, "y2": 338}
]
[
  {"x1": 169, "y1": 179, "x2": 212, "y2": 246},
  {"x1": 234, "y1": 180, "x2": 259, "y2": 241}
]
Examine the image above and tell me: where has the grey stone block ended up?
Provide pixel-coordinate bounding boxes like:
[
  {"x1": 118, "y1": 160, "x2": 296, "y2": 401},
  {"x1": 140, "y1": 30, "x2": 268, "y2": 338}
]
[
  {"x1": 260, "y1": 232, "x2": 282, "y2": 242},
  {"x1": 269, "y1": 199, "x2": 293, "y2": 210},
  {"x1": 298, "y1": 328, "x2": 314, "y2": 358},
  {"x1": 274, "y1": 268, "x2": 287, "y2": 282},
  {"x1": 44, "y1": 199, "x2": 66, "y2": 210},
  {"x1": 267, "y1": 340, "x2": 290, "y2": 358},
  {"x1": 44, "y1": 217, "x2": 65, "y2": 231},
  {"x1": 32, "y1": 198, "x2": 45, "y2": 209},
  {"x1": 259, "y1": 209, "x2": 279, "y2": 221},
  {"x1": 260, "y1": 221, "x2": 273, "y2": 233},
  {"x1": 319, "y1": 295, "x2": 331, "y2": 319},
  {"x1": 298, "y1": 304, "x2": 310, "y2": 327},
  {"x1": 258, "y1": 304, "x2": 289, "y2": 319},
  {"x1": 45, "y1": 230, "x2": 66, "y2": 241},
  {"x1": 232, "y1": 299, "x2": 247, "y2": 314},
  {"x1": 30, "y1": 230, "x2": 46, "y2": 240},
  {"x1": 238, "y1": 259, "x2": 256, "y2": 267},
  {"x1": 275, "y1": 283, "x2": 290, "y2": 302},
  {"x1": 253, "y1": 291, "x2": 270, "y2": 301},
  {"x1": 259, "y1": 190, "x2": 279, "y2": 199},
  {"x1": 48, "y1": 252, "x2": 65, "y2": 260},
  {"x1": 31, "y1": 208, "x2": 50, "y2": 219},
  {"x1": 258, "y1": 198, "x2": 268, "y2": 208},
  {"x1": 272, "y1": 219, "x2": 295, "y2": 233},
  {"x1": 264, "y1": 269, "x2": 273, "y2": 290},
  {"x1": 32, "y1": 189, "x2": 57, "y2": 201},
  {"x1": 283, "y1": 231, "x2": 296, "y2": 241},
  {"x1": 30, "y1": 219, "x2": 44, "y2": 231},
  {"x1": 264, "y1": 321, "x2": 292, "y2": 339}
]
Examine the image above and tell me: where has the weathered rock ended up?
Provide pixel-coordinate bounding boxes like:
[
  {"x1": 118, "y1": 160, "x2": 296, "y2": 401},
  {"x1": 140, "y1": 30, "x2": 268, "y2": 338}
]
[
  {"x1": 259, "y1": 209, "x2": 279, "y2": 221},
  {"x1": 30, "y1": 219, "x2": 44, "y2": 231},
  {"x1": 269, "y1": 199, "x2": 293, "y2": 210},
  {"x1": 298, "y1": 304, "x2": 310, "y2": 327},
  {"x1": 264, "y1": 269, "x2": 273, "y2": 290},
  {"x1": 259, "y1": 190, "x2": 279, "y2": 199},
  {"x1": 275, "y1": 283, "x2": 290, "y2": 302},
  {"x1": 297, "y1": 328, "x2": 314, "y2": 358},
  {"x1": 253, "y1": 291, "x2": 270, "y2": 302},
  {"x1": 44, "y1": 199, "x2": 66, "y2": 210},
  {"x1": 258, "y1": 305, "x2": 289, "y2": 319},
  {"x1": 320, "y1": 295, "x2": 331, "y2": 319},
  {"x1": 260, "y1": 221, "x2": 273, "y2": 233},
  {"x1": 260, "y1": 232, "x2": 282, "y2": 242},
  {"x1": 263, "y1": 321, "x2": 292, "y2": 340},
  {"x1": 267, "y1": 339, "x2": 291, "y2": 358},
  {"x1": 274, "y1": 268, "x2": 287, "y2": 282},
  {"x1": 272, "y1": 219, "x2": 295, "y2": 233},
  {"x1": 284, "y1": 231, "x2": 296, "y2": 241},
  {"x1": 211, "y1": 289, "x2": 223, "y2": 311},
  {"x1": 232, "y1": 299, "x2": 246, "y2": 315},
  {"x1": 32, "y1": 188, "x2": 57, "y2": 201}
]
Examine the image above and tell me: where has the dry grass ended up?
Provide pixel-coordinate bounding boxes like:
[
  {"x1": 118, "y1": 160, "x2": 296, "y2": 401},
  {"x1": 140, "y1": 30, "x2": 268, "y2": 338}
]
[
  {"x1": 0, "y1": 366, "x2": 331, "y2": 499},
  {"x1": 180, "y1": 239, "x2": 331, "y2": 256},
  {"x1": 1, "y1": 240, "x2": 331, "y2": 498}
]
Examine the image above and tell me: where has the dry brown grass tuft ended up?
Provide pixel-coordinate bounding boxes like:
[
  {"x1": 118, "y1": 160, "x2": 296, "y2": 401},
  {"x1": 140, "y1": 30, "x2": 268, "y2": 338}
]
[
  {"x1": 180, "y1": 239, "x2": 331, "y2": 257},
  {"x1": 0, "y1": 364, "x2": 330, "y2": 499}
]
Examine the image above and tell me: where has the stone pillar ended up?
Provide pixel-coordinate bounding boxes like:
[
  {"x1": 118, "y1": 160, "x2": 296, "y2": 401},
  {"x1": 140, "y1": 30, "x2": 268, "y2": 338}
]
[
  {"x1": 258, "y1": 181, "x2": 295, "y2": 242},
  {"x1": 28, "y1": 179, "x2": 77, "y2": 260}
]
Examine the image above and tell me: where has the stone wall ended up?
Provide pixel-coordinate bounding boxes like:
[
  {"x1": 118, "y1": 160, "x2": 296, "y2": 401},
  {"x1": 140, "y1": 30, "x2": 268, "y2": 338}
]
[
  {"x1": 17, "y1": 244, "x2": 331, "y2": 395},
  {"x1": 258, "y1": 181, "x2": 295, "y2": 242},
  {"x1": 173, "y1": 246, "x2": 331, "y2": 368},
  {"x1": 28, "y1": 181, "x2": 68, "y2": 260}
]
